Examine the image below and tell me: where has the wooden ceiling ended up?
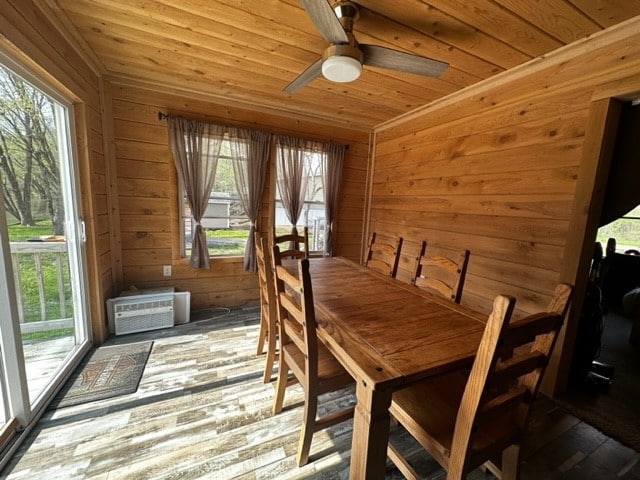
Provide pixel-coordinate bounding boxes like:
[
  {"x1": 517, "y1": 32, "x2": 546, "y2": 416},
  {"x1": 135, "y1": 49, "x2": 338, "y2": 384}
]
[{"x1": 45, "y1": 0, "x2": 640, "y2": 130}]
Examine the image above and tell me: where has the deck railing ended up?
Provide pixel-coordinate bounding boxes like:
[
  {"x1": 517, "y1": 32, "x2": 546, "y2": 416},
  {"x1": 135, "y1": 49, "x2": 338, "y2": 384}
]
[{"x1": 9, "y1": 241, "x2": 73, "y2": 333}]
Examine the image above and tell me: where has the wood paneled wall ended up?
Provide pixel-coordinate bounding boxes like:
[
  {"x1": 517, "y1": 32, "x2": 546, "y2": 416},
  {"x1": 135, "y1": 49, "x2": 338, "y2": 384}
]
[
  {"x1": 108, "y1": 82, "x2": 369, "y2": 311},
  {"x1": 371, "y1": 17, "x2": 640, "y2": 390},
  {"x1": 1, "y1": 1, "x2": 110, "y2": 340},
  {"x1": 372, "y1": 17, "x2": 640, "y2": 320}
]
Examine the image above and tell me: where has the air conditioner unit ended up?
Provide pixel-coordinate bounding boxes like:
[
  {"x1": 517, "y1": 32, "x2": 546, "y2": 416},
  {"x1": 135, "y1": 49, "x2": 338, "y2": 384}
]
[{"x1": 107, "y1": 293, "x2": 174, "y2": 336}]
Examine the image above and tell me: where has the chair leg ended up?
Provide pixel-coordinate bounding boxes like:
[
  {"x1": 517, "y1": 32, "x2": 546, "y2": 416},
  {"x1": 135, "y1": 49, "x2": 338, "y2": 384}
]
[
  {"x1": 262, "y1": 325, "x2": 277, "y2": 383},
  {"x1": 296, "y1": 393, "x2": 318, "y2": 466},
  {"x1": 445, "y1": 454, "x2": 468, "y2": 480},
  {"x1": 501, "y1": 445, "x2": 520, "y2": 480},
  {"x1": 272, "y1": 355, "x2": 288, "y2": 415},
  {"x1": 256, "y1": 310, "x2": 267, "y2": 356}
]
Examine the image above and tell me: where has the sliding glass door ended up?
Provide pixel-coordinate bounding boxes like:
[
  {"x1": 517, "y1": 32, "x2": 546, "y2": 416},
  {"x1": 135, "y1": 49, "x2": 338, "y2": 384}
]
[{"x1": 0, "y1": 55, "x2": 91, "y2": 451}]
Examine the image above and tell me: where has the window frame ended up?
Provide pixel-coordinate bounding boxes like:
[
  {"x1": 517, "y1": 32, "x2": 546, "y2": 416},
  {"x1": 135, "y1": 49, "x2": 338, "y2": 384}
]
[
  {"x1": 0, "y1": 48, "x2": 92, "y2": 455},
  {"x1": 178, "y1": 134, "x2": 250, "y2": 259},
  {"x1": 273, "y1": 146, "x2": 327, "y2": 254}
]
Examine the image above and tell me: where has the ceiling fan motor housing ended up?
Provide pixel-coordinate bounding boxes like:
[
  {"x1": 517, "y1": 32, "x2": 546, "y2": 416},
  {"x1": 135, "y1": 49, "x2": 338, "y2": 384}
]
[
  {"x1": 322, "y1": 44, "x2": 364, "y2": 82},
  {"x1": 321, "y1": 1, "x2": 363, "y2": 82}
]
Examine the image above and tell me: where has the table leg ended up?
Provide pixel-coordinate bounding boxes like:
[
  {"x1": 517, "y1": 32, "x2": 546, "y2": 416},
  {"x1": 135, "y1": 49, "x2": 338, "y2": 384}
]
[{"x1": 349, "y1": 380, "x2": 393, "y2": 480}]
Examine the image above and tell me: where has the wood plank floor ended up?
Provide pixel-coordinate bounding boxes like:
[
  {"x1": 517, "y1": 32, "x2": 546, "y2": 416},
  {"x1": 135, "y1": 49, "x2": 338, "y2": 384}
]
[{"x1": 2, "y1": 304, "x2": 640, "y2": 479}]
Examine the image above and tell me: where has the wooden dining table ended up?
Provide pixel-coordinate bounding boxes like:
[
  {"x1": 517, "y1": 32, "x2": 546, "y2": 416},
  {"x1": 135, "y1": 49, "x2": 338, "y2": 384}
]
[{"x1": 305, "y1": 256, "x2": 488, "y2": 480}]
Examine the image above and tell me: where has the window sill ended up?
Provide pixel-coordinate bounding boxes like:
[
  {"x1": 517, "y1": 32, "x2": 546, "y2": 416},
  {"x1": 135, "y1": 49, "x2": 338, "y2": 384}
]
[{"x1": 176, "y1": 255, "x2": 245, "y2": 266}]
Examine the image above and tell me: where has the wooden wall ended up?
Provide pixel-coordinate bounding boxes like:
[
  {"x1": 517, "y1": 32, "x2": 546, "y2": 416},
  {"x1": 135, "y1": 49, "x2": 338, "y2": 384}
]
[
  {"x1": 1, "y1": 1, "x2": 111, "y2": 341},
  {"x1": 107, "y1": 82, "x2": 369, "y2": 311},
  {"x1": 372, "y1": 16, "x2": 640, "y2": 319},
  {"x1": 371, "y1": 17, "x2": 640, "y2": 390}
]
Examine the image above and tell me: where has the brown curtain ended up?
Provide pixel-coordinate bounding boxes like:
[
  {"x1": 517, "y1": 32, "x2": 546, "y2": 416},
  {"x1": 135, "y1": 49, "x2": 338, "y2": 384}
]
[
  {"x1": 167, "y1": 116, "x2": 225, "y2": 269},
  {"x1": 227, "y1": 127, "x2": 270, "y2": 272},
  {"x1": 275, "y1": 135, "x2": 310, "y2": 236},
  {"x1": 321, "y1": 142, "x2": 346, "y2": 256}
]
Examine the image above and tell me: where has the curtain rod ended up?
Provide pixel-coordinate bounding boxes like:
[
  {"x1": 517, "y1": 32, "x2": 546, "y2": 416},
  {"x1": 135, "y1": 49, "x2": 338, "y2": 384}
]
[{"x1": 157, "y1": 110, "x2": 348, "y2": 149}]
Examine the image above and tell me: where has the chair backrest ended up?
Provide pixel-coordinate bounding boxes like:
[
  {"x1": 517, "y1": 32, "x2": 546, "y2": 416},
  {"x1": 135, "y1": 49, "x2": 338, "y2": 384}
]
[
  {"x1": 255, "y1": 232, "x2": 277, "y2": 331},
  {"x1": 448, "y1": 283, "x2": 573, "y2": 477},
  {"x1": 365, "y1": 232, "x2": 403, "y2": 278},
  {"x1": 271, "y1": 245, "x2": 318, "y2": 385},
  {"x1": 273, "y1": 226, "x2": 309, "y2": 260},
  {"x1": 412, "y1": 241, "x2": 470, "y2": 303}
]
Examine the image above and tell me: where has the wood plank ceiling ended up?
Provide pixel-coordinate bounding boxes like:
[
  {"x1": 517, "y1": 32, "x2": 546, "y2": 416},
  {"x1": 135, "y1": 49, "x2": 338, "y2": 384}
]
[{"x1": 44, "y1": 0, "x2": 640, "y2": 130}]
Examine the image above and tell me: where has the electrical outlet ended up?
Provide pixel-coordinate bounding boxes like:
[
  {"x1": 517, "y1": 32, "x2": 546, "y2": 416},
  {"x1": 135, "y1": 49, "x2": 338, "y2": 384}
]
[{"x1": 163, "y1": 265, "x2": 171, "y2": 277}]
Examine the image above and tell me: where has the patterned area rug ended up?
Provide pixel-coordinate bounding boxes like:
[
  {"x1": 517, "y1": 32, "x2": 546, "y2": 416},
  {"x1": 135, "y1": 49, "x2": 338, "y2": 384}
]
[{"x1": 53, "y1": 341, "x2": 153, "y2": 408}]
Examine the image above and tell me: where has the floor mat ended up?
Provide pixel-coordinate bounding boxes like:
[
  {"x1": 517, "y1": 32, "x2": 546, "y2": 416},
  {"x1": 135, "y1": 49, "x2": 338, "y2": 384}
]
[{"x1": 52, "y1": 341, "x2": 153, "y2": 408}]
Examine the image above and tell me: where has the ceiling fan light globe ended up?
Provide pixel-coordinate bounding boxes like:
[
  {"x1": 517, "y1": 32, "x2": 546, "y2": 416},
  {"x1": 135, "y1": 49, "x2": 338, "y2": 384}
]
[{"x1": 322, "y1": 56, "x2": 362, "y2": 83}]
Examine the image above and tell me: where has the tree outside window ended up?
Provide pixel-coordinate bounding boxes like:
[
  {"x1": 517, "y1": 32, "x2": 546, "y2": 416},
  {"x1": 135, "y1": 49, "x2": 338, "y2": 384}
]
[{"x1": 0, "y1": 66, "x2": 63, "y2": 235}]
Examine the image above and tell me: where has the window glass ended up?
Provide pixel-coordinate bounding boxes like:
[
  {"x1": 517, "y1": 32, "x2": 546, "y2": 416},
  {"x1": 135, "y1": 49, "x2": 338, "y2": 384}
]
[
  {"x1": 275, "y1": 149, "x2": 325, "y2": 253},
  {"x1": 597, "y1": 204, "x2": 640, "y2": 253},
  {"x1": 180, "y1": 137, "x2": 249, "y2": 257},
  {"x1": 0, "y1": 55, "x2": 90, "y2": 431}
]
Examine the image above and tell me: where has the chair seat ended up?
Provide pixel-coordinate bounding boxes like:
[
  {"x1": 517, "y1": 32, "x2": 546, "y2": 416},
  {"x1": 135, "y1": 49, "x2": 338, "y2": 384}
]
[
  {"x1": 388, "y1": 286, "x2": 573, "y2": 480},
  {"x1": 391, "y1": 371, "x2": 522, "y2": 465},
  {"x1": 282, "y1": 342, "x2": 353, "y2": 393},
  {"x1": 390, "y1": 372, "x2": 463, "y2": 462}
]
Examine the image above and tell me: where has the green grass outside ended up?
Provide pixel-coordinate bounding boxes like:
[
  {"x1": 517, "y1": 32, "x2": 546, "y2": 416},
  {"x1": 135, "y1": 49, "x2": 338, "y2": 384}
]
[
  {"x1": 22, "y1": 328, "x2": 73, "y2": 343},
  {"x1": 208, "y1": 229, "x2": 249, "y2": 238},
  {"x1": 596, "y1": 217, "x2": 640, "y2": 251},
  {"x1": 198, "y1": 226, "x2": 319, "y2": 257},
  {"x1": 8, "y1": 223, "x2": 54, "y2": 241},
  {"x1": 187, "y1": 229, "x2": 250, "y2": 257},
  {"x1": 7, "y1": 221, "x2": 74, "y2": 340},
  {"x1": 206, "y1": 228, "x2": 249, "y2": 256}
]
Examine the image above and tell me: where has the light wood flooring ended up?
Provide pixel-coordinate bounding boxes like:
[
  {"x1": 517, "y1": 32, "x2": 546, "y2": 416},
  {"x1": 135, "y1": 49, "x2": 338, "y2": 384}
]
[{"x1": 2, "y1": 304, "x2": 640, "y2": 479}]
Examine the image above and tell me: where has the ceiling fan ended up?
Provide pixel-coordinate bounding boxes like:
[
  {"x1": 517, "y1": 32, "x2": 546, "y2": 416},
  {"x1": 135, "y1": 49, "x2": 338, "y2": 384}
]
[{"x1": 284, "y1": 0, "x2": 449, "y2": 93}]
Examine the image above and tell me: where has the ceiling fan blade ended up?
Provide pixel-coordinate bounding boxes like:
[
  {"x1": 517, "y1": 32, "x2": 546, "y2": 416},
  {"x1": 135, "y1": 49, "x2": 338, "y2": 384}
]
[
  {"x1": 299, "y1": 0, "x2": 349, "y2": 44},
  {"x1": 360, "y1": 44, "x2": 448, "y2": 77},
  {"x1": 283, "y1": 58, "x2": 323, "y2": 93}
]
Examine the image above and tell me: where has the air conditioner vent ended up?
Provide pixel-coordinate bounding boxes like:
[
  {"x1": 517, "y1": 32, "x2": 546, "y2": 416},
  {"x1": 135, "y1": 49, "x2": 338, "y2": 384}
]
[{"x1": 107, "y1": 293, "x2": 175, "y2": 335}]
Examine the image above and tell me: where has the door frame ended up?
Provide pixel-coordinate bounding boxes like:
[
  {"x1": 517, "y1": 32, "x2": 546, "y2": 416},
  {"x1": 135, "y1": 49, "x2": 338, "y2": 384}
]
[
  {"x1": 0, "y1": 48, "x2": 93, "y2": 469},
  {"x1": 546, "y1": 98, "x2": 621, "y2": 393},
  {"x1": 549, "y1": 95, "x2": 640, "y2": 393}
]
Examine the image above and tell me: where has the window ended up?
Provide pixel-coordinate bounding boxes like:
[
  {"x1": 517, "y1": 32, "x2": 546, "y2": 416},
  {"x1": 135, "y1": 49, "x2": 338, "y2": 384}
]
[
  {"x1": 275, "y1": 148, "x2": 326, "y2": 253},
  {"x1": 180, "y1": 136, "x2": 250, "y2": 257},
  {"x1": 597, "y1": 204, "x2": 640, "y2": 253}
]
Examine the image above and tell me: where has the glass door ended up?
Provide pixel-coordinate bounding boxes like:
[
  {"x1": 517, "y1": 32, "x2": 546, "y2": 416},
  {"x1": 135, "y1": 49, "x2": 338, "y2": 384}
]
[{"x1": 0, "y1": 55, "x2": 91, "y2": 451}]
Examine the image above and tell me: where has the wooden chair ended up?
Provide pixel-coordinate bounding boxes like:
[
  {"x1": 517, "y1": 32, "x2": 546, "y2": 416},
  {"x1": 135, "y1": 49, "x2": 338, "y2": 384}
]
[
  {"x1": 254, "y1": 233, "x2": 278, "y2": 383},
  {"x1": 271, "y1": 246, "x2": 355, "y2": 466},
  {"x1": 365, "y1": 232, "x2": 403, "y2": 278},
  {"x1": 273, "y1": 226, "x2": 309, "y2": 259},
  {"x1": 387, "y1": 283, "x2": 573, "y2": 480},
  {"x1": 412, "y1": 241, "x2": 470, "y2": 303}
]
